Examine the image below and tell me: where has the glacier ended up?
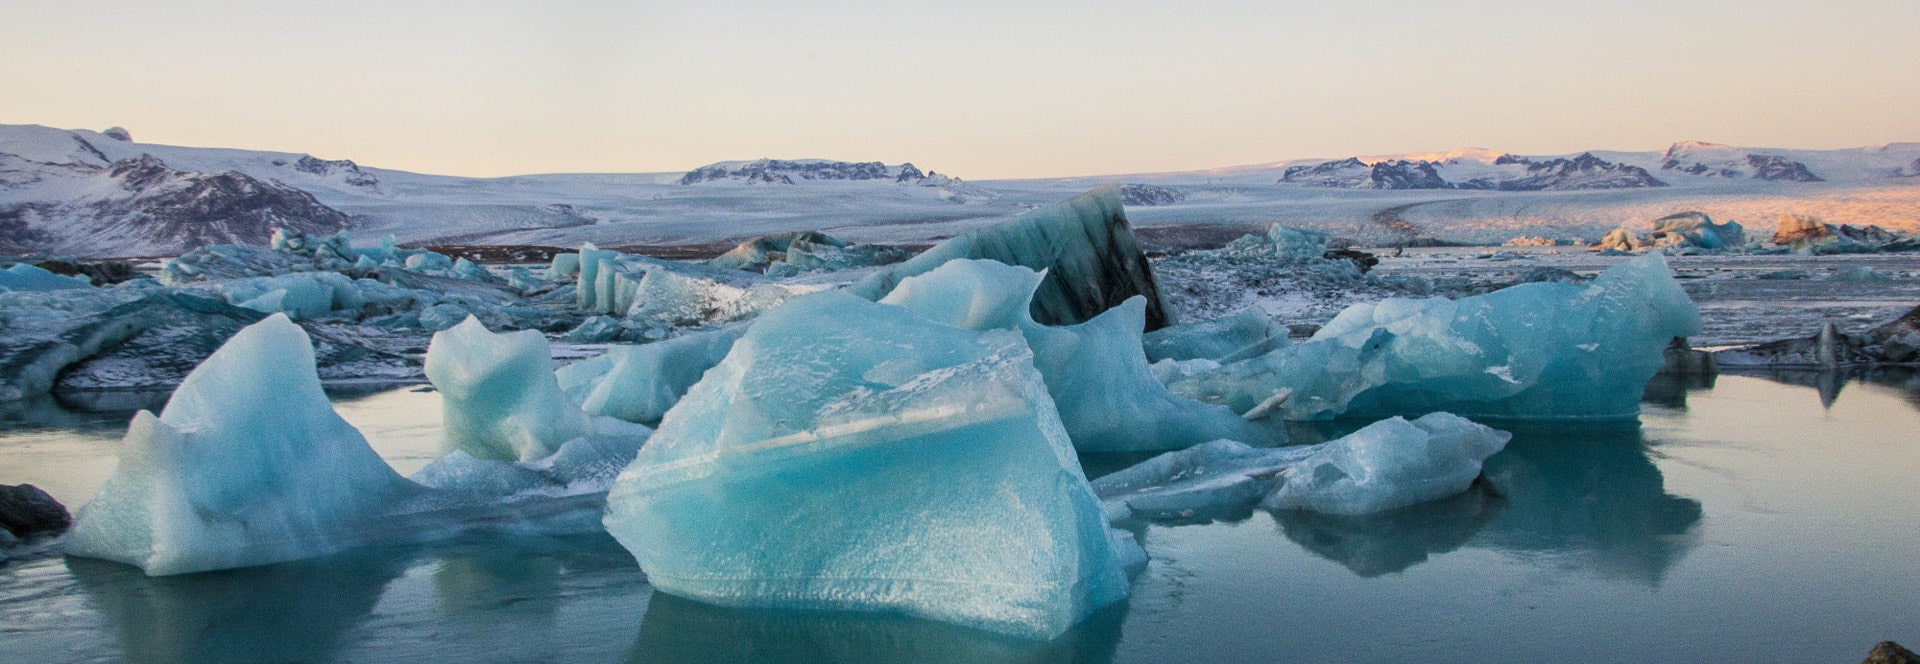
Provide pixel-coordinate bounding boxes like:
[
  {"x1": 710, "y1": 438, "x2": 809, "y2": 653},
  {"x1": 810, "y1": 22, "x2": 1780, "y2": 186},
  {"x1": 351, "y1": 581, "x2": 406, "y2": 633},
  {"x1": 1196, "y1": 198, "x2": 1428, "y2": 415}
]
[
  {"x1": 62, "y1": 315, "x2": 421, "y2": 575},
  {"x1": 1160, "y1": 253, "x2": 1701, "y2": 421},
  {"x1": 879, "y1": 258, "x2": 1271, "y2": 451},
  {"x1": 1093, "y1": 412, "x2": 1511, "y2": 521},
  {"x1": 602, "y1": 290, "x2": 1129, "y2": 640}
]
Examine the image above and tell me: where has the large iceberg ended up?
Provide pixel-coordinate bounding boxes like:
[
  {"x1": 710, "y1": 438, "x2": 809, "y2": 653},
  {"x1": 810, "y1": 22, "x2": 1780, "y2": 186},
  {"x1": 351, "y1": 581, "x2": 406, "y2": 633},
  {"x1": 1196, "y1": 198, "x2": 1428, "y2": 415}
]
[
  {"x1": 603, "y1": 291, "x2": 1129, "y2": 640},
  {"x1": 64, "y1": 315, "x2": 420, "y2": 575},
  {"x1": 879, "y1": 259, "x2": 1270, "y2": 451},
  {"x1": 1161, "y1": 253, "x2": 1701, "y2": 420},
  {"x1": 573, "y1": 244, "x2": 821, "y2": 325},
  {"x1": 1093, "y1": 412, "x2": 1511, "y2": 520},
  {"x1": 848, "y1": 185, "x2": 1176, "y2": 331}
]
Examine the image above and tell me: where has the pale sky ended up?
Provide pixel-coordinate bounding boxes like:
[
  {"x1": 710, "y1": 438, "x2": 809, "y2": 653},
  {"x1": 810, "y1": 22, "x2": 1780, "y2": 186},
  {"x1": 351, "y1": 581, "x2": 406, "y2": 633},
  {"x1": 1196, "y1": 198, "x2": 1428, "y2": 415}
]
[{"x1": 4, "y1": 0, "x2": 1916, "y2": 179}]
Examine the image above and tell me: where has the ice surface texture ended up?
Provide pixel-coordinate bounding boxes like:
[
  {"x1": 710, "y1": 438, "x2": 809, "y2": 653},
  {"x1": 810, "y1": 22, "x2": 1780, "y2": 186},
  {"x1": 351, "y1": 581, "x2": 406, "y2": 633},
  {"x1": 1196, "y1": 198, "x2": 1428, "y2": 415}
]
[
  {"x1": 880, "y1": 259, "x2": 1271, "y2": 451},
  {"x1": 603, "y1": 291, "x2": 1128, "y2": 640},
  {"x1": 848, "y1": 185, "x2": 1176, "y2": 331},
  {"x1": 1094, "y1": 413, "x2": 1510, "y2": 520},
  {"x1": 557, "y1": 326, "x2": 745, "y2": 425},
  {"x1": 1163, "y1": 253, "x2": 1701, "y2": 420},
  {"x1": 64, "y1": 315, "x2": 419, "y2": 575}
]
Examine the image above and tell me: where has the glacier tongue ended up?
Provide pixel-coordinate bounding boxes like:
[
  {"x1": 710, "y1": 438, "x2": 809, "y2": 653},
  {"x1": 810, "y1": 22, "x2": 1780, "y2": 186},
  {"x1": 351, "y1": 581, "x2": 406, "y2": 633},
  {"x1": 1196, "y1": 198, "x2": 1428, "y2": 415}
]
[
  {"x1": 1162, "y1": 252, "x2": 1701, "y2": 421},
  {"x1": 63, "y1": 314, "x2": 419, "y2": 576},
  {"x1": 880, "y1": 258, "x2": 1273, "y2": 452},
  {"x1": 1094, "y1": 412, "x2": 1511, "y2": 520},
  {"x1": 602, "y1": 290, "x2": 1129, "y2": 640}
]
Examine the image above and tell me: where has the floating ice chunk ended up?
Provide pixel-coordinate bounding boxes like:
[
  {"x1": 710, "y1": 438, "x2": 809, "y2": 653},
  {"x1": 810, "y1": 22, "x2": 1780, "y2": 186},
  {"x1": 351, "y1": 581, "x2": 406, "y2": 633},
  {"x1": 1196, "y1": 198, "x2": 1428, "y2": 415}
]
[
  {"x1": 410, "y1": 425, "x2": 649, "y2": 497},
  {"x1": 550, "y1": 252, "x2": 580, "y2": 279},
  {"x1": 881, "y1": 259, "x2": 1270, "y2": 451},
  {"x1": 424, "y1": 317, "x2": 591, "y2": 462},
  {"x1": 1261, "y1": 413, "x2": 1511, "y2": 515},
  {"x1": 603, "y1": 291, "x2": 1127, "y2": 640},
  {"x1": 565, "y1": 315, "x2": 624, "y2": 343},
  {"x1": 572, "y1": 326, "x2": 745, "y2": 425},
  {"x1": 1142, "y1": 307, "x2": 1289, "y2": 364},
  {"x1": 0, "y1": 264, "x2": 92, "y2": 291},
  {"x1": 405, "y1": 251, "x2": 453, "y2": 272},
  {"x1": 63, "y1": 314, "x2": 418, "y2": 575},
  {"x1": 1094, "y1": 413, "x2": 1510, "y2": 520},
  {"x1": 849, "y1": 185, "x2": 1176, "y2": 330},
  {"x1": 212, "y1": 272, "x2": 361, "y2": 319},
  {"x1": 1164, "y1": 253, "x2": 1700, "y2": 420}
]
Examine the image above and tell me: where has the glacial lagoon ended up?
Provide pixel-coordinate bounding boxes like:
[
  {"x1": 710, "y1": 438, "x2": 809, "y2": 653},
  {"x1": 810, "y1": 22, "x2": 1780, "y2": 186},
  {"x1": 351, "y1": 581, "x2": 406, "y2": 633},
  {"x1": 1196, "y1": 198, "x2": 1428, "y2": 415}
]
[{"x1": 2, "y1": 372, "x2": 1917, "y2": 663}]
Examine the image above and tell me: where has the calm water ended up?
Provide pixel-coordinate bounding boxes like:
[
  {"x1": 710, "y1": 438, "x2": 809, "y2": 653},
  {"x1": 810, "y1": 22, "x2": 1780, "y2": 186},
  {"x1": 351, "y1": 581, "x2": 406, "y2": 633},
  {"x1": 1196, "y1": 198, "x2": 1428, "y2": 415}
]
[{"x1": 2, "y1": 372, "x2": 1917, "y2": 663}]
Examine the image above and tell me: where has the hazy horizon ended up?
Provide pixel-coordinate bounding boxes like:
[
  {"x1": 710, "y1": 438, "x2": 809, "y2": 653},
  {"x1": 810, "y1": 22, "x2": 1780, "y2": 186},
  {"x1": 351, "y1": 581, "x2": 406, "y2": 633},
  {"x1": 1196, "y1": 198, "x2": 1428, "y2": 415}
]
[{"x1": 6, "y1": 0, "x2": 1917, "y2": 179}]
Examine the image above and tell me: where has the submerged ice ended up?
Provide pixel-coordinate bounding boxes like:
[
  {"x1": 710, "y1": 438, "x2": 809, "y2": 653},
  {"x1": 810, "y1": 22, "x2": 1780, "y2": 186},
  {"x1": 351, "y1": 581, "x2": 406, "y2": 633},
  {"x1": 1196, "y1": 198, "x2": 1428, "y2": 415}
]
[
  {"x1": 603, "y1": 291, "x2": 1129, "y2": 640},
  {"x1": 1094, "y1": 412, "x2": 1511, "y2": 520}
]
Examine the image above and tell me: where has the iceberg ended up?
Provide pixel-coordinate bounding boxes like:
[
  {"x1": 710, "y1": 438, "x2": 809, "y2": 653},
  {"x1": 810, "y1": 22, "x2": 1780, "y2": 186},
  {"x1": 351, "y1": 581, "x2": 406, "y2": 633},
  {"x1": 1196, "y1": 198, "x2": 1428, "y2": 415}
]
[
  {"x1": 0, "y1": 263, "x2": 92, "y2": 292},
  {"x1": 1142, "y1": 307, "x2": 1290, "y2": 364},
  {"x1": 63, "y1": 314, "x2": 420, "y2": 575},
  {"x1": 707, "y1": 230, "x2": 910, "y2": 273},
  {"x1": 1093, "y1": 412, "x2": 1510, "y2": 520},
  {"x1": 573, "y1": 244, "x2": 820, "y2": 325},
  {"x1": 424, "y1": 317, "x2": 592, "y2": 462},
  {"x1": 848, "y1": 185, "x2": 1176, "y2": 331},
  {"x1": 603, "y1": 291, "x2": 1128, "y2": 640},
  {"x1": 561, "y1": 326, "x2": 746, "y2": 425},
  {"x1": 1163, "y1": 253, "x2": 1701, "y2": 421},
  {"x1": 880, "y1": 259, "x2": 1271, "y2": 451}
]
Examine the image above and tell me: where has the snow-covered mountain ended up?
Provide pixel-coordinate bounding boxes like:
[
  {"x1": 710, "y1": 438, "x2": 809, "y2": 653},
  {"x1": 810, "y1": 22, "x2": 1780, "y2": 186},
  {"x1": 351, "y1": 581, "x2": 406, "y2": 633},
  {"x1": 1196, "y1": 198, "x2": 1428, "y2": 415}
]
[{"x1": 4, "y1": 123, "x2": 1918, "y2": 256}]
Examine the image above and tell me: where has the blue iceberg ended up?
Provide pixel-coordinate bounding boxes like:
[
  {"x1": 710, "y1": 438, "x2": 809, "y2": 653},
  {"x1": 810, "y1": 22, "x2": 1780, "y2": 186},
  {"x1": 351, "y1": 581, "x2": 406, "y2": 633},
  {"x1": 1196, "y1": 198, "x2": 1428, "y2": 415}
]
[
  {"x1": 603, "y1": 291, "x2": 1128, "y2": 640},
  {"x1": 1162, "y1": 253, "x2": 1701, "y2": 420},
  {"x1": 63, "y1": 315, "x2": 419, "y2": 575},
  {"x1": 880, "y1": 259, "x2": 1271, "y2": 451}
]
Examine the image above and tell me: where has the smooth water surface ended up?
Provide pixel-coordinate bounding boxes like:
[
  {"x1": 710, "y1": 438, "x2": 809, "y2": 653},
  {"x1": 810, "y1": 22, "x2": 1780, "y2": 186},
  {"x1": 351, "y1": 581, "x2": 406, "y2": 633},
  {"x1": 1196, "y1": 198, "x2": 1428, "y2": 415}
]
[{"x1": 2, "y1": 373, "x2": 1917, "y2": 663}]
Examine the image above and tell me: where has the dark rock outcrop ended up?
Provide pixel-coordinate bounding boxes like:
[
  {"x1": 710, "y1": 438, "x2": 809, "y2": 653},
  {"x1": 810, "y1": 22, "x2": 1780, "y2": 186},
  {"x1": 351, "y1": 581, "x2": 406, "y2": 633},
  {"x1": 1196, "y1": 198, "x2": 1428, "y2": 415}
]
[
  {"x1": 0, "y1": 483, "x2": 70, "y2": 538},
  {"x1": 1119, "y1": 183, "x2": 1186, "y2": 206},
  {"x1": 33, "y1": 259, "x2": 138, "y2": 285},
  {"x1": 1744, "y1": 154, "x2": 1822, "y2": 182},
  {"x1": 292, "y1": 155, "x2": 379, "y2": 188},
  {"x1": 1864, "y1": 641, "x2": 1920, "y2": 664},
  {"x1": 1461, "y1": 153, "x2": 1667, "y2": 191},
  {"x1": 680, "y1": 159, "x2": 900, "y2": 185}
]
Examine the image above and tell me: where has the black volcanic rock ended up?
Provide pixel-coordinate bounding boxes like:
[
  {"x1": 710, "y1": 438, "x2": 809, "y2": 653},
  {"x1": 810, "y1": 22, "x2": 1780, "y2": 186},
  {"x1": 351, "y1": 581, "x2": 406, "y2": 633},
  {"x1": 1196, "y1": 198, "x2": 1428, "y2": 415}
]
[
  {"x1": 1745, "y1": 154, "x2": 1822, "y2": 182},
  {"x1": 894, "y1": 162, "x2": 926, "y2": 182},
  {"x1": 101, "y1": 127, "x2": 132, "y2": 142},
  {"x1": 0, "y1": 483, "x2": 70, "y2": 538},
  {"x1": 1120, "y1": 183, "x2": 1186, "y2": 206}
]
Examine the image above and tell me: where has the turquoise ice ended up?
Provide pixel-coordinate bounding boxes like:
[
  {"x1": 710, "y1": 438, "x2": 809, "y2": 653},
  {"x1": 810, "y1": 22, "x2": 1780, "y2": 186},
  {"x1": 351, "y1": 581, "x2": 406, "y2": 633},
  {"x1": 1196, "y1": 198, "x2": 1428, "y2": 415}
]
[
  {"x1": 1162, "y1": 253, "x2": 1701, "y2": 420},
  {"x1": 880, "y1": 258, "x2": 1272, "y2": 451},
  {"x1": 63, "y1": 315, "x2": 418, "y2": 575},
  {"x1": 603, "y1": 291, "x2": 1129, "y2": 640}
]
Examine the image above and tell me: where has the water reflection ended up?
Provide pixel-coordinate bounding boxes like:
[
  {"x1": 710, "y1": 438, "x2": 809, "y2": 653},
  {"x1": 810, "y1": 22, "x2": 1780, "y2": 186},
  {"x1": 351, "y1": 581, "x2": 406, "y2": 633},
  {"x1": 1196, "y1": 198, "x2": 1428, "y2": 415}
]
[
  {"x1": 628, "y1": 593, "x2": 1126, "y2": 664},
  {"x1": 1642, "y1": 372, "x2": 1716, "y2": 410},
  {"x1": 1733, "y1": 367, "x2": 1920, "y2": 412},
  {"x1": 67, "y1": 550, "x2": 408, "y2": 664},
  {"x1": 64, "y1": 533, "x2": 644, "y2": 664},
  {"x1": 1472, "y1": 422, "x2": 1703, "y2": 584},
  {"x1": 1272, "y1": 481, "x2": 1504, "y2": 577}
]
